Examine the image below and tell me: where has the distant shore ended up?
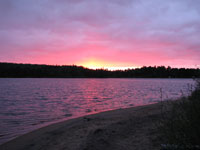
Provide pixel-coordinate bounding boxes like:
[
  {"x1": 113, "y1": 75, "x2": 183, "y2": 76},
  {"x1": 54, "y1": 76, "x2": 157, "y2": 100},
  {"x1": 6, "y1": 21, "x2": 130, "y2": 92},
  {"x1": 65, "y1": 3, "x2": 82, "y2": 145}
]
[
  {"x1": 1, "y1": 62, "x2": 199, "y2": 78},
  {"x1": 0, "y1": 102, "x2": 169, "y2": 150}
]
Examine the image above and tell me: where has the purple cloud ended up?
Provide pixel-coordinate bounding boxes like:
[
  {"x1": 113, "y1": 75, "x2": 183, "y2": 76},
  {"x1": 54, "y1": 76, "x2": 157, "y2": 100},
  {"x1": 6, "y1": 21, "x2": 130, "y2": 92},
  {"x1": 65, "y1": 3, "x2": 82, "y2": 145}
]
[{"x1": 0, "y1": 0, "x2": 200, "y2": 68}]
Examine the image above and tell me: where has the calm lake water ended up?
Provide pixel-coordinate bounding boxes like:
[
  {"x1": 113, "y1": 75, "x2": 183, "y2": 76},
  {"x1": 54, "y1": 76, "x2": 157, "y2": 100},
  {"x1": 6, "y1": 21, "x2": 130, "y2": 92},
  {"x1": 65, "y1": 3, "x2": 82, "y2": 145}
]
[{"x1": 0, "y1": 78, "x2": 195, "y2": 145}]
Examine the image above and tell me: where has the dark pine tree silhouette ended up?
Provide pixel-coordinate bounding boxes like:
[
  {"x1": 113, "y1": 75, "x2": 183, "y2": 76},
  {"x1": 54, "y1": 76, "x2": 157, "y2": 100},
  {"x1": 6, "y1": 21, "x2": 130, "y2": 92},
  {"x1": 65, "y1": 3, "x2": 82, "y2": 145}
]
[{"x1": 0, "y1": 62, "x2": 199, "y2": 78}]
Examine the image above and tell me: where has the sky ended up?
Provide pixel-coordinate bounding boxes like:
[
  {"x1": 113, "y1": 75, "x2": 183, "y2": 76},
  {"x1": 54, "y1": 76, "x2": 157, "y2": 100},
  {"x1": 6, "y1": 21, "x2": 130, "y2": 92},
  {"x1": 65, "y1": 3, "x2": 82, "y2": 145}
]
[{"x1": 0, "y1": 0, "x2": 200, "y2": 70}]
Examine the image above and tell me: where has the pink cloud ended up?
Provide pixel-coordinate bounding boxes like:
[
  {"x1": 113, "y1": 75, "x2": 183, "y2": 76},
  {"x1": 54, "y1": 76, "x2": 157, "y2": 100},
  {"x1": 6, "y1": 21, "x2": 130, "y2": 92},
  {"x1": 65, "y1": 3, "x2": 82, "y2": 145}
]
[{"x1": 0, "y1": 0, "x2": 200, "y2": 69}]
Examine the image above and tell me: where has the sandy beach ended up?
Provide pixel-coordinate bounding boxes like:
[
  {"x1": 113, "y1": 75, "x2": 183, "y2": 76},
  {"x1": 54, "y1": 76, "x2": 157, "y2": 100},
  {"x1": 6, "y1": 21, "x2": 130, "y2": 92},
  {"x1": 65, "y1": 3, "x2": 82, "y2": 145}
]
[{"x1": 0, "y1": 102, "x2": 168, "y2": 150}]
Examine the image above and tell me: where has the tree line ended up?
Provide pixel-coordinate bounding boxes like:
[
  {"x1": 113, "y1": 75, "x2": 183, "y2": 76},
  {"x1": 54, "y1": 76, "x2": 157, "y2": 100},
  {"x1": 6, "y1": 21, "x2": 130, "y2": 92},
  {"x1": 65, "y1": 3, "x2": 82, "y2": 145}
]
[{"x1": 0, "y1": 62, "x2": 200, "y2": 78}]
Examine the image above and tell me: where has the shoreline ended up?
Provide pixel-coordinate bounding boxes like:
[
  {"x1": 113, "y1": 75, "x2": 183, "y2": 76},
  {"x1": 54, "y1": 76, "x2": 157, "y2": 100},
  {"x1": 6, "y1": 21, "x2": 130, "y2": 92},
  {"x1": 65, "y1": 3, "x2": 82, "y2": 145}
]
[{"x1": 0, "y1": 102, "x2": 168, "y2": 150}]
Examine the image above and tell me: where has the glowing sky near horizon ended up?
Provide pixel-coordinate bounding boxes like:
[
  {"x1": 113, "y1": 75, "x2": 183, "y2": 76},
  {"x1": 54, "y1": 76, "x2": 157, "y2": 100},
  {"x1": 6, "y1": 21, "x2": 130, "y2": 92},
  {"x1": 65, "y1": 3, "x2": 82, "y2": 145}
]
[{"x1": 0, "y1": 0, "x2": 200, "y2": 69}]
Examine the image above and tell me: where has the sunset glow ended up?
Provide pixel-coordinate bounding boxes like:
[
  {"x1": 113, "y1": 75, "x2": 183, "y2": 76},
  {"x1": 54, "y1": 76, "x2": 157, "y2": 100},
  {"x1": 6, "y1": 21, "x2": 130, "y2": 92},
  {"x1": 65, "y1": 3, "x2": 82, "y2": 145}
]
[
  {"x1": 80, "y1": 59, "x2": 107, "y2": 70},
  {"x1": 0, "y1": 0, "x2": 200, "y2": 69},
  {"x1": 78, "y1": 58, "x2": 137, "y2": 70}
]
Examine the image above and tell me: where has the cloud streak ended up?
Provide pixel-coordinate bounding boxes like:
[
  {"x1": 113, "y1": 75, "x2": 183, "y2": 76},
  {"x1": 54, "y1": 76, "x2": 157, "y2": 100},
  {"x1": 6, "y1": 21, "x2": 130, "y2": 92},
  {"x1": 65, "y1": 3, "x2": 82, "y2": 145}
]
[{"x1": 0, "y1": 0, "x2": 200, "y2": 68}]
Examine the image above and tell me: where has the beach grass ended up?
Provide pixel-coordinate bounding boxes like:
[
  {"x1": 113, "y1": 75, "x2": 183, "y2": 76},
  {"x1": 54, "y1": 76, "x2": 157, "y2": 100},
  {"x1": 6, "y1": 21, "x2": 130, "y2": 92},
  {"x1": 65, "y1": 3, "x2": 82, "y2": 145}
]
[{"x1": 159, "y1": 79, "x2": 200, "y2": 149}]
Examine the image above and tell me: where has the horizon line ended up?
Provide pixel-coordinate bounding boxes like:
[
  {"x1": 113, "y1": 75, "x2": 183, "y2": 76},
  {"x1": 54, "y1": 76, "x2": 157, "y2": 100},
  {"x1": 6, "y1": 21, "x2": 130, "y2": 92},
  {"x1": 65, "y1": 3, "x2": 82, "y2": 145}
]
[{"x1": 1, "y1": 62, "x2": 200, "y2": 71}]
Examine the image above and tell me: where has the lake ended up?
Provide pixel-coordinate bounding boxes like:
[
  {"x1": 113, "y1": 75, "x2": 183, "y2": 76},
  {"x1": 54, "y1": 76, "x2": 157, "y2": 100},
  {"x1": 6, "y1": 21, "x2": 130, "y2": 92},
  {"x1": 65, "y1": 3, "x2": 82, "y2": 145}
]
[{"x1": 0, "y1": 78, "x2": 195, "y2": 145}]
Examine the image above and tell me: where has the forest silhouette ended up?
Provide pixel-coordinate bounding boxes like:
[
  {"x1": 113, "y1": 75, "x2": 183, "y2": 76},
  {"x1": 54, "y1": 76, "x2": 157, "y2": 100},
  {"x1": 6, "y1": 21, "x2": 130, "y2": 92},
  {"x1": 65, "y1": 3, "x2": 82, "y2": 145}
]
[{"x1": 0, "y1": 62, "x2": 199, "y2": 78}]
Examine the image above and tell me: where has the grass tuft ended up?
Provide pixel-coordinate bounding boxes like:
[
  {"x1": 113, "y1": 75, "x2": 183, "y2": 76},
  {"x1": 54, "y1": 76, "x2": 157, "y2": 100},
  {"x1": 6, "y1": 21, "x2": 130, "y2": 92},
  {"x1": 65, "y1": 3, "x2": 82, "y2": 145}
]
[{"x1": 159, "y1": 79, "x2": 200, "y2": 149}]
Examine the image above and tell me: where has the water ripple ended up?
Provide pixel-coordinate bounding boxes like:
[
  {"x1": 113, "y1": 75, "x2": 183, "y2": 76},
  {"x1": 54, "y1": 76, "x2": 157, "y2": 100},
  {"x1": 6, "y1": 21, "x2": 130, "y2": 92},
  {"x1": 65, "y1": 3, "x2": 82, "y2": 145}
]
[{"x1": 0, "y1": 78, "x2": 194, "y2": 145}]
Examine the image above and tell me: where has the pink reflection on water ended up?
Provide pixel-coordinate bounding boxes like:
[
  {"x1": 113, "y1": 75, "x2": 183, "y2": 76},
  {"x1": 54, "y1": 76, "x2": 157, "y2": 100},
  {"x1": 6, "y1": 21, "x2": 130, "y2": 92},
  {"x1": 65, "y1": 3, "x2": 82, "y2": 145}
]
[{"x1": 0, "y1": 78, "x2": 194, "y2": 145}]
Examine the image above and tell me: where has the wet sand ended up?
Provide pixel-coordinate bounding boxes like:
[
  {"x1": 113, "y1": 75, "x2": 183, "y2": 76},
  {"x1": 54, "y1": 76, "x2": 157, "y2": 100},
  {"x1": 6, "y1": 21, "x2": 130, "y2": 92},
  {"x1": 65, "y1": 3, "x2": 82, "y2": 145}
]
[{"x1": 0, "y1": 102, "x2": 168, "y2": 150}]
